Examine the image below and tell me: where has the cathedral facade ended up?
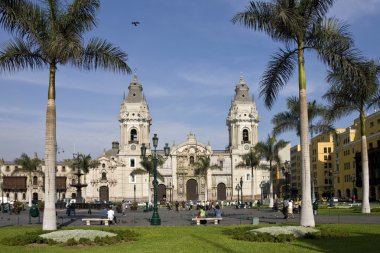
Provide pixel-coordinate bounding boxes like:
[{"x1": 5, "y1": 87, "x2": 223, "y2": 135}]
[{"x1": 83, "y1": 74, "x2": 270, "y2": 203}]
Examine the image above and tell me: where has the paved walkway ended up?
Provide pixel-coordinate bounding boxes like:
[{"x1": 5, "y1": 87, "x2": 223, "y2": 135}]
[{"x1": 1, "y1": 206, "x2": 379, "y2": 228}]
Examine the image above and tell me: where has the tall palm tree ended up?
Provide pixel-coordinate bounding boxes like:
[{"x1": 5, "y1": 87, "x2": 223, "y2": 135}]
[
  {"x1": 324, "y1": 61, "x2": 380, "y2": 213},
  {"x1": 0, "y1": 0, "x2": 131, "y2": 230},
  {"x1": 256, "y1": 135, "x2": 289, "y2": 208},
  {"x1": 194, "y1": 156, "x2": 221, "y2": 201},
  {"x1": 236, "y1": 146, "x2": 262, "y2": 202},
  {"x1": 14, "y1": 153, "x2": 42, "y2": 207},
  {"x1": 232, "y1": 0, "x2": 360, "y2": 227},
  {"x1": 132, "y1": 155, "x2": 165, "y2": 203},
  {"x1": 272, "y1": 96, "x2": 332, "y2": 138}
]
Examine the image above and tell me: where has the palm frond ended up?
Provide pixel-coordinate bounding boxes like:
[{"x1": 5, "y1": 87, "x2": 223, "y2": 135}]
[
  {"x1": 323, "y1": 60, "x2": 380, "y2": 122},
  {"x1": 74, "y1": 38, "x2": 131, "y2": 74},
  {"x1": 61, "y1": 0, "x2": 100, "y2": 34},
  {"x1": 259, "y1": 47, "x2": 297, "y2": 108},
  {"x1": 0, "y1": 38, "x2": 45, "y2": 72},
  {"x1": 271, "y1": 111, "x2": 299, "y2": 136},
  {"x1": 0, "y1": 0, "x2": 37, "y2": 36},
  {"x1": 131, "y1": 168, "x2": 147, "y2": 176},
  {"x1": 231, "y1": 1, "x2": 275, "y2": 33}
]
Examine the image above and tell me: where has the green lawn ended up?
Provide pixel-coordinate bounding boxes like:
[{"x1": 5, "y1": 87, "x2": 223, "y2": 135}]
[{"x1": 0, "y1": 224, "x2": 380, "y2": 253}]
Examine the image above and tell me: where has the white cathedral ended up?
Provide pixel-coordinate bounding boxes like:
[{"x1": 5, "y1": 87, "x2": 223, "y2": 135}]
[{"x1": 82, "y1": 74, "x2": 273, "y2": 203}]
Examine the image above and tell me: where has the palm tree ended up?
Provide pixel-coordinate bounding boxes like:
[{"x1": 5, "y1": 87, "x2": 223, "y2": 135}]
[
  {"x1": 272, "y1": 96, "x2": 332, "y2": 138},
  {"x1": 14, "y1": 153, "x2": 42, "y2": 207},
  {"x1": 324, "y1": 61, "x2": 380, "y2": 213},
  {"x1": 236, "y1": 146, "x2": 262, "y2": 202},
  {"x1": 194, "y1": 156, "x2": 221, "y2": 201},
  {"x1": 256, "y1": 135, "x2": 289, "y2": 208},
  {"x1": 132, "y1": 155, "x2": 165, "y2": 203},
  {"x1": 0, "y1": 0, "x2": 131, "y2": 230},
  {"x1": 74, "y1": 154, "x2": 100, "y2": 174},
  {"x1": 272, "y1": 96, "x2": 333, "y2": 201},
  {"x1": 232, "y1": 0, "x2": 360, "y2": 227},
  {"x1": 65, "y1": 153, "x2": 99, "y2": 202}
]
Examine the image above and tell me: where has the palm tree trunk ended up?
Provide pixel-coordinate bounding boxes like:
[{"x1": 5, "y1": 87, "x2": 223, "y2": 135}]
[
  {"x1": 42, "y1": 64, "x2": 57, "y2": 231},
  {"x1": 360, "y1": 112, "x2": 370, "y2": 213},
  {"x1": 298, "y1": 46, "x2": 315, "y2": 227},
  {"x1": 269, "y1": 161, "x2": 274, "y2": 208}
]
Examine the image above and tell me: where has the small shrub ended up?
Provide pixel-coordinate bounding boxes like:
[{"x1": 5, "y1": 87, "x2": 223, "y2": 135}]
[
  {"x1": 304, "y1": 227, "x2": 349, "y2": 239},
  {"x1": 223, "y1": 227, "x2": 295, "y2": 243}
]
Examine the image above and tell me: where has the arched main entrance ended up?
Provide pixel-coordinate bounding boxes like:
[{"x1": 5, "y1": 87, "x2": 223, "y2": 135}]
[
  {"x1": 33, "y1": 192, "x2": 38, "y2": 201},
  {"x1": 217, "y1": 183, "x2": 227, "y2": 200},
  {"x1": 158, "y1": 184, "x2": 166, "y2": 202},
  {"x1": 99, "y1": 186, "x2": 109, "y2": 202},
  {"x1": 186, "y1": 179, "x2": 198, "y2": 200}
]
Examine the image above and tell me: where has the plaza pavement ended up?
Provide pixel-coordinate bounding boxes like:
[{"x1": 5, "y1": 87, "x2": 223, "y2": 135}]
[{"x1": 1, "y1": 206, "x2": 379, "y2": 228}]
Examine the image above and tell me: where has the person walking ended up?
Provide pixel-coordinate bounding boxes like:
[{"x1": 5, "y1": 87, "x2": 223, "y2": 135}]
[
  {"x1": 107, "y1": 206, "x2": 115, "y2": 225},
  {"x1": 288, "y1": 200, "x2": 294, "y2": 219}
]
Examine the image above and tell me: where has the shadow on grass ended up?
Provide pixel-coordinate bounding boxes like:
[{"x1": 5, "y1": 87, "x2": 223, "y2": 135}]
[
  {"x1": 191, "y1": 233, "x2": 238, "y2": 253},
  {"x1": 298, "y1": 233, "x2": 380, "y2": 253}
]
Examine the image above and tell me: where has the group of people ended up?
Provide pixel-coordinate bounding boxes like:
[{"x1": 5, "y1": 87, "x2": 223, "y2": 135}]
[
  {"x1": 280, "y1": 199, "x2": 301, "y2": 219},
  {"x1": 195, "y1": 204, "x2": 222, "y2": 224}
]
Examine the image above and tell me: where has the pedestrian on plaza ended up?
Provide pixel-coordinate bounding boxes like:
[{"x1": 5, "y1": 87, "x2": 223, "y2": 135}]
[
  {"x1": 175, "y1": 201, "x2": 180, "y2": 212},
  {"x1": 257, "y1": 200, "x2": 261, "y2": 211},
  {"x1": 197, "y1": 206, "x2": 206, "y2": 224},
  {"x1": 107, "y1": 206, "x2": 116, "y2": 225},
  {"x1": 282, "y1": 199, "x2": 289, "y2": 219},
  {"x1": 66, "y1": 202, "x2": 71, "y2": 216},
  {"x1": 70, "y1": 201, "x2": 76, "y2": 217},
  {"x1": 121, "y1": 200, "x2": 127, "y2": 216},
  {"x1": 288, "y1": 200, "x2": 294, "y2": 218}
]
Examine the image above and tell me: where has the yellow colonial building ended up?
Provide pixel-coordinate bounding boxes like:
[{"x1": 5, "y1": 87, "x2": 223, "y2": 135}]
[{"x1": 290, "y1": 110, "x2": 380, "y2": 201}]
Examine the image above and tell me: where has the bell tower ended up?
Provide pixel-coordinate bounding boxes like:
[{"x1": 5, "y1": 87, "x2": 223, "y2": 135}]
[
  {"x1": 226, "y1": 75, "x2": 259, "y2": 152},
  {"x1": 118, "y1": 73, "x2": 152, "y2": 156}
]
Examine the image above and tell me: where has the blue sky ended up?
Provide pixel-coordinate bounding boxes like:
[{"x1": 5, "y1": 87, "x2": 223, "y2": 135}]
[{"x1": 1, "y1": 0, "x2": 380, "y2": 161}]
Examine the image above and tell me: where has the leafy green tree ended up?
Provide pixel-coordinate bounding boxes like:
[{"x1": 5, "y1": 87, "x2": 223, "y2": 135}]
[
  {"x1": 236, "y1": 146, "x2": 262, "y2": 201},
  {"x1": 256, "y1": 135, "x2": 289, "y2": 208},
  {"x1": 194, "y1": 156, "x2": 221, "y2": 201},
  {"x1": 14, "y1": 153, "x2": 42, "y2": 207},
  {"x1": 324, "y1": 60, "x2": 380, "y2": 213},
  {"x1": 232, "y1": 0, "x2": 360, "y2": 227},
  {"x1": 0, "y1": 0, "x2": 131, "y2": 230}
]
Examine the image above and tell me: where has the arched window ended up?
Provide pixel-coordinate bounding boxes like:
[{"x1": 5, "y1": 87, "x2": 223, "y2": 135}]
[
  {"x1": 130, "y1": 129, "x2": 138, "y2": 143},
  {"x1": 246, "y1": 173, "x2": 250, "y2": 181},
  {"x1": 22, "y1": 193, "x2": 26, "y2": 200},
  {"x1": 242, "y1": 129, "x2": 249, "y2": 143},
  {"x1": 102, "y1": 172, "x2": 107, "y2": 180},
  {"x1": 190, "y1": 156, "x2": 195, "y2": 165},
  {"x1": 33, "y1": 176, "x2": 38, "y2": 185}
]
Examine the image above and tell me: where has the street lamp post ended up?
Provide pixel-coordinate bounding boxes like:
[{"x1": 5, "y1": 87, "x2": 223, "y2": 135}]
[
  {"x1": 140, "y1": 134, "x2": 170, "y2": 226},
  {"x1": 133, "y1": 184, "x2": 136, "y2": 203},
  {"x1": 235, "y1": 184, "x2": 241, "y2": 208},
  {"x1": 240, "y1": 177, "x2": 244, "y2": 208}
]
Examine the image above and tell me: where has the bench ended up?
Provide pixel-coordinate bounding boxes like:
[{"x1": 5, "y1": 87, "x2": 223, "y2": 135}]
[
  {"x1": 82, "y1": 218, "x2": 109, "y2": 226},
  {"x1": 192, "y1": 217, "x2": 222, "y2": 225}
]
